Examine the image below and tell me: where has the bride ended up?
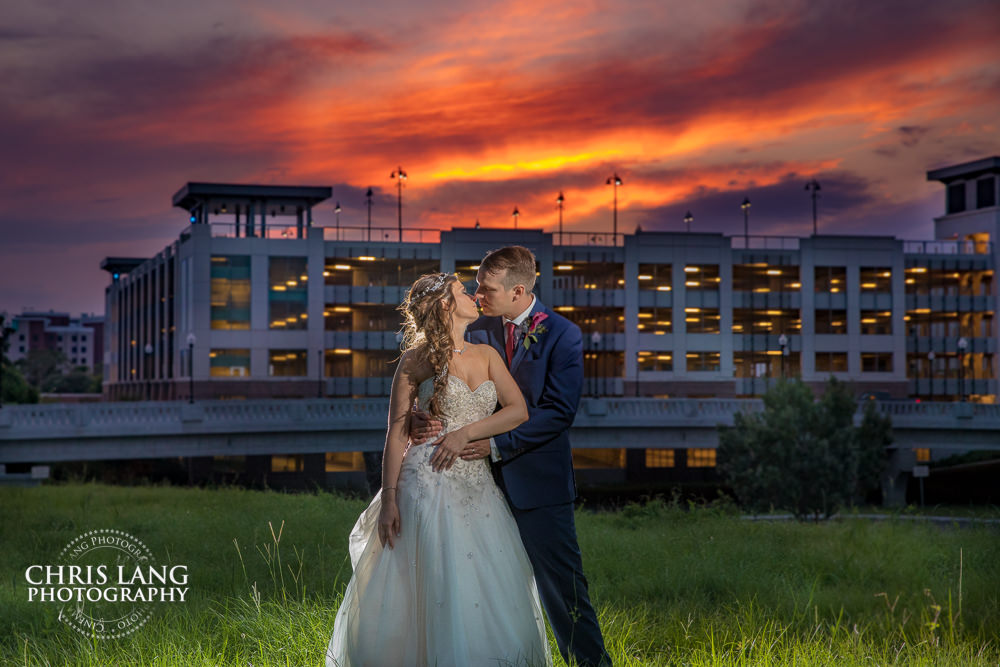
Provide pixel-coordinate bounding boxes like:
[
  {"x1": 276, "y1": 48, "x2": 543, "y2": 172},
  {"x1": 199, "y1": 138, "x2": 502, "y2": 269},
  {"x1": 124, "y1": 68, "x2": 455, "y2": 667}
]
[{"x1": 326, "y1": 272, "x2": 552, "y2": 667}]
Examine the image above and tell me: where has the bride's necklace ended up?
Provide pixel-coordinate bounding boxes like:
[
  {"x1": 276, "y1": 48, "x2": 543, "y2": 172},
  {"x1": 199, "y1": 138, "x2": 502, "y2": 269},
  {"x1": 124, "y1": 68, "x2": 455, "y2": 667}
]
[{"x1": 453, "y1": 343, "x2": 467, "y2": 355}]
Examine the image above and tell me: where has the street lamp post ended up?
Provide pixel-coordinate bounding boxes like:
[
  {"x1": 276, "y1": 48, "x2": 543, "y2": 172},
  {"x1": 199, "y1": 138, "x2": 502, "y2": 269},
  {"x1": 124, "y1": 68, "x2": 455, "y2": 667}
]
[
  {"x1": 684, "y1": 211, "x2": 693, "y2": 233},
  {"x1": 365, "y1": 188, "x2": 373, "y2": 241},
  {"x1": 741, "y1": 197, "x2": 751, "y2": 245},
  {"x1": 512, "y1": 207, "x2": 520, "y2": 230},
  {"x1": 334, "y1": 201, "x2": 341, "y2": 240},
  {"x1": 144, "y1": 343, "x2": 153, "y2": 400},
  {"x1": 187, "y1": 333, "x2": 196, "y2": 404},
  {"x1": 927, "y1": 350, "x2": 935, "y2": 401},
  {"x1": 556, "y1": 192, "x2": 564, "y2": 244},
  {"x1": 958, "y1": 336, "x2": 968, "y2": 401},
  {"x1": 778, "y1": 333, "x2": 788, "y2": 378},
  {"x1": 805, "y1": 179, "x2": 821, "y2": 235},
  {"x1": 606, "y1": 174, "x2": 622, "y2": 240},
  {"x1": 390, "y1": 167, "x2": 407, "y2": 242}
]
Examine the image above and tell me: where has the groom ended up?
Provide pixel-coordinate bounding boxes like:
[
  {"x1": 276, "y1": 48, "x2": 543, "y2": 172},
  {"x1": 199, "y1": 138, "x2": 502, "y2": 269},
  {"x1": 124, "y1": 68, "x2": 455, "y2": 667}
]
[{"x1": 414, "y1": 246, "x2": 611, "y2": 667}]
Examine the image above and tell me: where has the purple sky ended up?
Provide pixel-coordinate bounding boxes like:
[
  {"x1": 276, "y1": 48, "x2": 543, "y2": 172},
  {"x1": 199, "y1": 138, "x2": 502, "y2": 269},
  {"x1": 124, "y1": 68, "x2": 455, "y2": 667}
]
[{"x1": 2, "y1": 0, "x2": 999, "y2": 315}]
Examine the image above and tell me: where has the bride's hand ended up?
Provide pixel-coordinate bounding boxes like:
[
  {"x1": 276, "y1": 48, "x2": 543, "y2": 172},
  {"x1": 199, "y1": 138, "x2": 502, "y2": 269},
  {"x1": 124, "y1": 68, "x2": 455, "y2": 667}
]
[
  {"x1": 429, "y1": 428, "x2": 469, "y2": 472},
  {"x1": 378, "y1": 494, "x2": 401, "y2": 549}
]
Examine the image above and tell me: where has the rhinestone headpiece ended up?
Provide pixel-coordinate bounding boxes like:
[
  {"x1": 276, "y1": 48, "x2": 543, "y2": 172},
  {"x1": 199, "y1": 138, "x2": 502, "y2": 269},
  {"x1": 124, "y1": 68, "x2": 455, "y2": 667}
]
[{"x1": 412, "y1": 273, "x2": 449, "y2": 300}]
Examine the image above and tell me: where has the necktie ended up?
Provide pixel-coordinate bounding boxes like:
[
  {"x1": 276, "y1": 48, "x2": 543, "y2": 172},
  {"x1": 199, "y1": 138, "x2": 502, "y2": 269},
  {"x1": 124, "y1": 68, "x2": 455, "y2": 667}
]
[{"x1": 505, "y1": 321, "x2": 516, "y2": 367}]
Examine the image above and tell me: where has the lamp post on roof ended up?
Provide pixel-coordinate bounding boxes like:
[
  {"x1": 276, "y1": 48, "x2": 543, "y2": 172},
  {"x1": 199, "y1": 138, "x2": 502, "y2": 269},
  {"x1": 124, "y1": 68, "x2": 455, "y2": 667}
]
[
  {"x1": 684, "y1": 211, "x2": 694, "y2": 233},
  {"x1": 805, "y1": 179, "x2": 821, "y2": 235},
  {"x1": 556, "y1": 192, "x2": 564, "y2": 244},
  {"x1": 334, "y1": 201, "x2": 341, "y2": 240},
  {"x1": 390, "y1": 167, "x2": 407, "y2": 242},
  {"x1": 365, "y1": 188, "x2": 373, "y2": 241},
  {"x1": 606, "y1": 174, "x2": 622, "y2": 240},
  {"x1": 512, "y1": 207, "x2": 520, "y2": 230},
  {"x1": 741, "y1": 197, "x2": 751, "y2": 245}
]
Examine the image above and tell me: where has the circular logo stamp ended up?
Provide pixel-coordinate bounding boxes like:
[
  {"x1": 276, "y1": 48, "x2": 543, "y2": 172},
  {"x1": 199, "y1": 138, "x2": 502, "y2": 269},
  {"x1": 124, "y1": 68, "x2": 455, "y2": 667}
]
[{"x1": 25, "y1": 529, "x2": 189, "y2": 640}]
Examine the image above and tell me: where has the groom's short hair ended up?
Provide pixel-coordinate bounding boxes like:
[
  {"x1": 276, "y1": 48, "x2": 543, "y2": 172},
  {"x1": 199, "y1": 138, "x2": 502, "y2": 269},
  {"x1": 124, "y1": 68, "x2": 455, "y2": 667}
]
[{"x1": 480, "y1": 246, "x2": 537, "y2": 292}]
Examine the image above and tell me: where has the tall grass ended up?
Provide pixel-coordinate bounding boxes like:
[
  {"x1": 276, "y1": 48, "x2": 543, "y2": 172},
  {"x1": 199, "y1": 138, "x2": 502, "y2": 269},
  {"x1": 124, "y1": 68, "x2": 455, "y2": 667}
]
[{"x1": 1, "y1": 484, "x2": 997, "y2": 665}]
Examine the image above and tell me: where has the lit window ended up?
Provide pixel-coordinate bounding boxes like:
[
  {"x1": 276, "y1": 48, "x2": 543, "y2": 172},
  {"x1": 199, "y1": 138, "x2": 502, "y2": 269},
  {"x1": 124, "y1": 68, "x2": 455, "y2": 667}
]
[
  {"x1": 914, "y1": 448, "x2": 931, "y2": 463},
  {"x1": 645, "y1": 449, "x2": 675, "y2": 468},
  {"x1": 687, "y1": 448, "x2": 716, "y2": 467}
]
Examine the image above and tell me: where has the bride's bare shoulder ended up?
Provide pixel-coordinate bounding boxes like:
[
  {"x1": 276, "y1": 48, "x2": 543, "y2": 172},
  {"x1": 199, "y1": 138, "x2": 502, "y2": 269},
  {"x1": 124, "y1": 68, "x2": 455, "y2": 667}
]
[{"x1": 398, "y1": 347, "x2": 434, "y2": 385}]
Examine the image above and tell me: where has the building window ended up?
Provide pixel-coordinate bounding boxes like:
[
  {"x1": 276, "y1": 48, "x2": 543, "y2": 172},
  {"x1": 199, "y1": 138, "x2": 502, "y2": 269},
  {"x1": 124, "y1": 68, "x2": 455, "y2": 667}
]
[
  {"x1": 271, "y1": 455, "x2": 303, "y2": 472},
  {"x1": 81, "y1": 347, "x2": 86, "y2": 353},
  {"x1": 687, "y1": 448, "x2": 716, "y2": 467},
  {"x1": 686, "y1": 351, "x2": 720, "y2": 372},
  {"x1": 552, "y1": 262, "x2": 623, "y2": 291},
  {"x1": 732, "y1": 309, "x2": 800, "y2": 334},
  {"x1": 860, "y1": 267, "x2": 892, "y2": 292},
  {"x1": 814, "y1": 266, "x2": 847, "y2": 293},
  {"x1": 325, "y1": 452, "x2": 365, "y2": 472},
  {"x1": 815, "y1": 309, "x2": 847, "y2": 334},
  {"x1": 71, "y1": 346, "x2": 77, "y2": 353},
  {"x1": 815, "y1": 352, "x2": 848, "y2": 373},
  {"x1": 636, "y1": 263, "x2": 671, "y2": 292},
  {"x1": 269, "y1": 350, "x2": 307, "y2": 376},
  {"x1": 269, "y1": 256, "x2": 308, "y2": 330},
  {"x1": 683, "y1": 265, "x2": 720, "y2": 292},
  {"x1": 914, "y1": 448, "x2": 931, "y2": 463},
  {"x1": 645, "y1": 449, "x2": 675, "y2": 468},
  {"x1": 560, "y1": 306, "x2": 626, "y2": 334},
  {"x1": 211, "y1": 255, "x2": 251, "y2": 330},
  {"x1": 637, "y1": 307, "x2": 671, "y2": 334},
  {"x1": 685, "y1": 308, "x2": 721, "y2": 333},
  {"x1": 861, "y1": 352, "x2": 893, "y2": 373},
  {"x1": 733, "y1": 264, "x2": 800, "y2": 292},
  {"x1": 977, "y1": 177, "x2": 996, "y2": 209},
  {"x1": 637, "y1": 351, "x2": 672, "y2": 372},
  {"x1": 947, "y1": 182, "x2": 966, "y2": 214},
  {"x1": 860, "y1": 310, "x2": 893, "y2": 335},
  {"x1": 210, "y1": 349, "x2": 250, "y2": 377},
  {"x1": 58, "y1": 335, "x2": 63, "y2": 342},
  {"x1": 71, "y1": 335, "x2": 77, "y2": 342}
]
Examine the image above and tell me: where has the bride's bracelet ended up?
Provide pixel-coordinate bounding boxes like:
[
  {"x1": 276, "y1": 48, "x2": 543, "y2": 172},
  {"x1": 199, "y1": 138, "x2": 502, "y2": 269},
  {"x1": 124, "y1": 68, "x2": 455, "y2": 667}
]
[{"x1": 383, "y1": 486, "x2": 397, "y2": 491}]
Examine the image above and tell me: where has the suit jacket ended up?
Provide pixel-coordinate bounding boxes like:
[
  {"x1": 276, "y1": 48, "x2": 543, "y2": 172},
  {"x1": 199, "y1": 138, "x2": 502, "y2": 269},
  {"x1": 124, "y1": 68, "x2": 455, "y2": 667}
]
[{"x1": 466, "y1": 298, "x2": 582, "y2": 510}]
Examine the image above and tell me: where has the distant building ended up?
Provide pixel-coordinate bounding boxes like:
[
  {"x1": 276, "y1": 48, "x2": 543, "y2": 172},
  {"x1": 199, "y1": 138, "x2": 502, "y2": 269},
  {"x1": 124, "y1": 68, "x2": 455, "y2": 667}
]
[
  {"x1": 6, "y1": 311, "x2": 104, "y2": 371},
  {"x1": 102, "y1": 160, "x2": 999, "y2": 406}
]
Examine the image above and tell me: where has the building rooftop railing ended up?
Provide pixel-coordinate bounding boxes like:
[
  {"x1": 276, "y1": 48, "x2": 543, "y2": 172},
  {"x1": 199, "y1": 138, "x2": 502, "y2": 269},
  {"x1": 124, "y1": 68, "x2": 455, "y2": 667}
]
[
  {"x1": 189, "y1": 222, "x2": 994, "y2": 256},
  {"x1": 903, "y1": 240, "x2": 993, "y2": 255},
  {"x1": 730, "y1": 235, "x2": 801, "y2": 250}
]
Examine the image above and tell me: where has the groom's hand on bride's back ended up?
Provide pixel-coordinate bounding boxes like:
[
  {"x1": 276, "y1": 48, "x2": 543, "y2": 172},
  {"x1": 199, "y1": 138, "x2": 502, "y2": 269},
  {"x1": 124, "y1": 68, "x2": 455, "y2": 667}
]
[{"x1": 410, "y1": 404, "x2": 443, "y2": 444}]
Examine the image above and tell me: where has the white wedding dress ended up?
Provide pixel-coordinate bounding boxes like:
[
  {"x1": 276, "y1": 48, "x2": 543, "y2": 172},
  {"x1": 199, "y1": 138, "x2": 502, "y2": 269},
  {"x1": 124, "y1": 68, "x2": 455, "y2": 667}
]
[{"x1": 326, "y1": 375, "x2": 552, "y2": 667}]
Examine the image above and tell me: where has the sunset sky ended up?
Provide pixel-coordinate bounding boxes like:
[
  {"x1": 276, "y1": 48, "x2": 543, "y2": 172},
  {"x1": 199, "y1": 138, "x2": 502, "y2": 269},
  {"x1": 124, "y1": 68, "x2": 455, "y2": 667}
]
[{"x1": 2, "y1": 0, "x2": 999, "y2": 315}]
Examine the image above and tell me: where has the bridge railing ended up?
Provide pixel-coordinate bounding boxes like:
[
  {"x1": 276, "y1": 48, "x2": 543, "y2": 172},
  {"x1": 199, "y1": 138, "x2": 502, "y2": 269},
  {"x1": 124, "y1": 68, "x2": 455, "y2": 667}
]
[{"x1": 4, "y1": 397, "x2": 999, "y2": 442}]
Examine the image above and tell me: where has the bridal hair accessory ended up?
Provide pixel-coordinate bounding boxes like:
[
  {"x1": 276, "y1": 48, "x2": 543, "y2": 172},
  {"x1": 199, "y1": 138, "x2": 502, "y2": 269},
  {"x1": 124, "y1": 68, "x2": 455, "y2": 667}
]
[{"x1": 412, "y1": 273, "x2": 449, "y2": 299}]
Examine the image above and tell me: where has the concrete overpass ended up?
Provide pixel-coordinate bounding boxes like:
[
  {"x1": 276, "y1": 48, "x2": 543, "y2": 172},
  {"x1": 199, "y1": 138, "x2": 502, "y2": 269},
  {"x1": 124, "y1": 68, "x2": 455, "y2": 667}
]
[{"x1": 1, "y1": 398, "x2": 997, "y2": 464}]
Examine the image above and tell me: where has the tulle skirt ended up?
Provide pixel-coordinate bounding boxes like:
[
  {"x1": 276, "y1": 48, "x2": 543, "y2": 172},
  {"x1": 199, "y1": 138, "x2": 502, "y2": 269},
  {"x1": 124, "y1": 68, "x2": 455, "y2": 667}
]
[{"x1": 326, "y1": 444, "x2": 551, "y2": 667}]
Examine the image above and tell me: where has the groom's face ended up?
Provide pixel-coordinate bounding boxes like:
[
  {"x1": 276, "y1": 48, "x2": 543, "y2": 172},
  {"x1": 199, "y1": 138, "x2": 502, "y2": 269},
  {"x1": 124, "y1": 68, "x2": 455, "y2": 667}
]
[{"x1": 475, "y1": 268, "x2": 518, "y2": 318}]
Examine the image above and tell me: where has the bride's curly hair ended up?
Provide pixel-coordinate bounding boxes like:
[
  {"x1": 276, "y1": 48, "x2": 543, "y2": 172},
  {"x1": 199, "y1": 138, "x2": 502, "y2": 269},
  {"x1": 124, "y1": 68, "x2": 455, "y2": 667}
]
[{"x1": 398, "y1": 272, "x2": 460, "y2": 418}]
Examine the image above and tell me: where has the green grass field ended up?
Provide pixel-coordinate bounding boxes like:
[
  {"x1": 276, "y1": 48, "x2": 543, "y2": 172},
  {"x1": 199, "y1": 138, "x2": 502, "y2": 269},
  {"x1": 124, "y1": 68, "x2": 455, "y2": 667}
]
[{"x1": 1, "y1": 483, "x2": 997, "y2": 666}]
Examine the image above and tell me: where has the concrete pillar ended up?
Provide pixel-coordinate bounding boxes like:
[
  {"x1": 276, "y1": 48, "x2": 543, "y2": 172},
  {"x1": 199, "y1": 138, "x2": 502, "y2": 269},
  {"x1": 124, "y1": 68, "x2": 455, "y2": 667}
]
[{"x1": 881, "y1": 448, "x2": 915, "y2": 507}]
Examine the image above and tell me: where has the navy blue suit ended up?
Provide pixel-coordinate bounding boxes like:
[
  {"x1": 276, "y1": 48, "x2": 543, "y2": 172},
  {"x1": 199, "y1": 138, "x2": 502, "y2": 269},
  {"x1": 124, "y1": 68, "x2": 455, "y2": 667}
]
[{"x1": 467, "y1": 298, "x2": 611, "y2": 667}]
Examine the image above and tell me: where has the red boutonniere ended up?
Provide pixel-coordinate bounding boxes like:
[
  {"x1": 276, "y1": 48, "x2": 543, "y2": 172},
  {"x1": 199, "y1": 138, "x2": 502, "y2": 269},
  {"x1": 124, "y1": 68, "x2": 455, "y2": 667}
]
[{"x1": 521, "y1": 312, "x2": 549, "y2": 350}]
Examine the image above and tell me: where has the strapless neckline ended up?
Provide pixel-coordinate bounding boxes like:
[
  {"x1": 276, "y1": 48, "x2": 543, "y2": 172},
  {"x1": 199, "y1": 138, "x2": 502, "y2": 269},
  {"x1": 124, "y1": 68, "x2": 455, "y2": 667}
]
[{"x1": 419, "y1": 374, "x2": 495, "y2": 395}]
